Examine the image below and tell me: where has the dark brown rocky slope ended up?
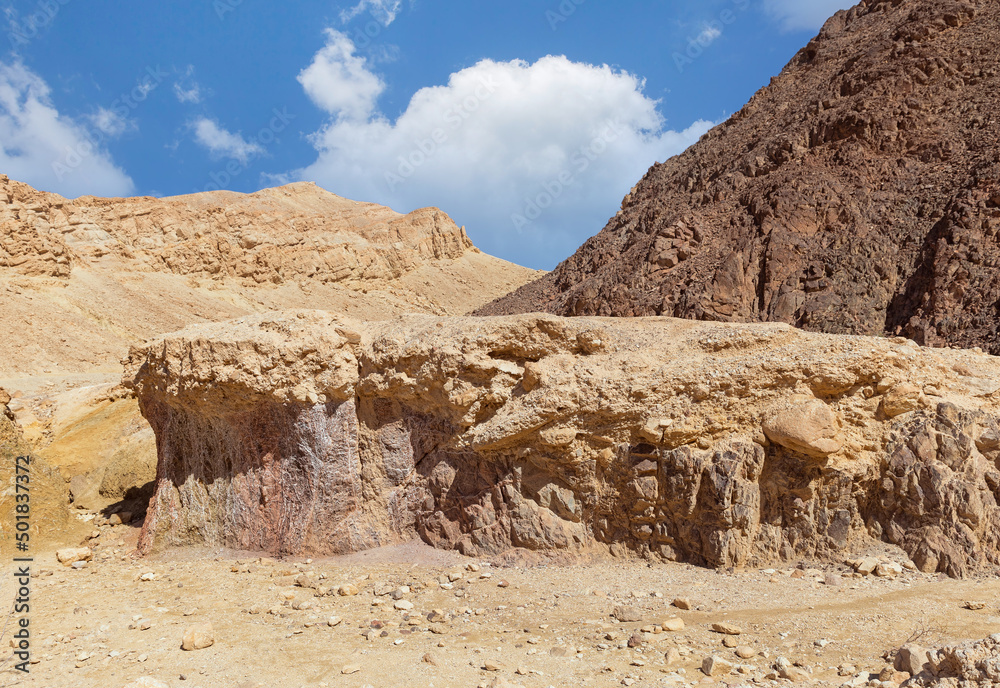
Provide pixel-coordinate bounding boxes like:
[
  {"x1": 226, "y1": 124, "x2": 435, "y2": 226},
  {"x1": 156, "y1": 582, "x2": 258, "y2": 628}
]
[{"x1": 479, "y1": 0, "x2": 1000, "y2": 353}]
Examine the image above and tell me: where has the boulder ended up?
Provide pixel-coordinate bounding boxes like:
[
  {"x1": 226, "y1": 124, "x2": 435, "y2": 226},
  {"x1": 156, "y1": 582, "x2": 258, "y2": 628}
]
[
  {"x1": 763, "y1": 398, "x2": 843, "y2": 458},
  {"x1": 880, "y1": 384, "x2": 924, "y2": 418},
  {"x1": 895, "y1": 644, "x2": 929, "y2": 676}
]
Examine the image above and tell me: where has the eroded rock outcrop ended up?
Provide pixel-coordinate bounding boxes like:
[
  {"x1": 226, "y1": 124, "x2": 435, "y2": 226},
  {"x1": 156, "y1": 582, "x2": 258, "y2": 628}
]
[
  {"x1": 479, "y1": 0, "x2": 1000, "y2": 355},
  {"x1": 126, "y1": 312, "x2": 1000, "y2": 575},
  {"x1": 907, "y1": 634, "x2": 1000, "y2": 687}
]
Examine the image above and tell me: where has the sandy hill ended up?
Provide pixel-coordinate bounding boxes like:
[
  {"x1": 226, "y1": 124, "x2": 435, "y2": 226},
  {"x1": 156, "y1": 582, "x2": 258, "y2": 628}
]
[
  {"x1": 0, "y1": 175, "x2": 540, "y2": 376},
  {"x1": 0, "y1": 175, "x2": 539, "y2": 518},
  {"x1": 479, "y1": 0, "x2": 1000, "y2": 354}
]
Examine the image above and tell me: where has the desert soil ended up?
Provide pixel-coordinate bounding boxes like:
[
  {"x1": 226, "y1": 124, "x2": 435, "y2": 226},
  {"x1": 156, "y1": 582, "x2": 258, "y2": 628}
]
[{"x1": 1, "y1": 525, "x2": 997, "y2": 688}]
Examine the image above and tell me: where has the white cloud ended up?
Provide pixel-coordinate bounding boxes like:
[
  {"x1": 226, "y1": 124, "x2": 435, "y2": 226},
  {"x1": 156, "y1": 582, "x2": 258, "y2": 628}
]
[
  {"x1": 173, "y1": 65, "x2": 203, "y2": 104},
  {"x1": 763, "y1": 0, "x2": 855, "y2": 32},
  {"x1": 297, "y1": 29, "x2": 385, "y2": 121},
  {"x1": 192, "y1": 118, "x2": 264, "y2": 163},
  {"x1": 340, "y1": 0, "x2": 402, "y2": 26},
  {"x1": 292, "y1": 36, "x2": 712, "y2": 269},
  {"x1": 87, "y1": 106, "x2": 133, "y2": 137},
  {"x1": 0, "y1": 61, "x2": 133, "y2": 198},
  {"x1": 696, "y1": 25, "x2": 722, "y2": 46},
  {"x1": 174, "y1": 82, "x2": 202, "y2": 104}
]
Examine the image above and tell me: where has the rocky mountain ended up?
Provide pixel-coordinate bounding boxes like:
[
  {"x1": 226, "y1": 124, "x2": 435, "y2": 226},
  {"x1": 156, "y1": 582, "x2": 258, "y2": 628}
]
[
  {"x1": 126, "y1": 311, "x2": 1000, "y2": 577},
  {"x1": 479, "y1": 0, "x2": 1000, "y2": 353},
  {"x1": 0, "y1": 175, "x2": 540, "y2": 376}
]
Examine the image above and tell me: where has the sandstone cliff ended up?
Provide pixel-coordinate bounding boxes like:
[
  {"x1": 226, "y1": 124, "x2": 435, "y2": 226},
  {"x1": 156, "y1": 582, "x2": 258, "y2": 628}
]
[
  {"x1": 126, "y1": 312, "x2": 1000, "y2": 576},
  {"x1": 0, "y1": 175, "x2": 540, "y2": 375},
  {"x1": 479, "y1": 0, "x2": 1000, "y2": 355}
]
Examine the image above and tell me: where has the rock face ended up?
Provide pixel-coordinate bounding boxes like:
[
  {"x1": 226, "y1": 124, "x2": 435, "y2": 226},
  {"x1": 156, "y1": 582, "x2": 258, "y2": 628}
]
[
  {"x1": 909, "y1": 634, "x2": 1000, "y2": 687},
  {"x1": 0, "y1": 396, "x2": 71, "y2": 554},
  {"x1": 126, "y1": 311, "x2": 1000, "y2": 576},
  {"x1": 479, "y1": 0, "x2": 1000, "y2": 355},
  {"x1": 0, "y1": 175, "x2": 539, "y2": 375}
]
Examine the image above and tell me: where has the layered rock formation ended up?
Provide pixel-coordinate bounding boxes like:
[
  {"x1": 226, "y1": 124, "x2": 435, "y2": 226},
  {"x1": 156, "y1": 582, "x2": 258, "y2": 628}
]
[
  {"x1": 0, "y1": 175, "x2": 539, "y2": 375},
  {"x1": 480, "y1": 0, "x2": 1000, "y2": 355},
  {"x1": 126, "y1": 312, "x2": 1000, "y2": 576}
]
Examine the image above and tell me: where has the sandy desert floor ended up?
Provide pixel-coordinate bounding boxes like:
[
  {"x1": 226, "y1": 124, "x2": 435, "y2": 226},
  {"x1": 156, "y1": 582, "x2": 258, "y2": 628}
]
[{"x1": 1, "y1": 518, "x2": 997, "y2": 688}]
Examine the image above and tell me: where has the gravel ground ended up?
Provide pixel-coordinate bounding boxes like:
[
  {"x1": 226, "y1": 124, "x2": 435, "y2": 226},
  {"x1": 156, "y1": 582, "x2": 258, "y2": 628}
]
[{"x1": 2, "y1": 523, "x2": 998, "y2": 688}]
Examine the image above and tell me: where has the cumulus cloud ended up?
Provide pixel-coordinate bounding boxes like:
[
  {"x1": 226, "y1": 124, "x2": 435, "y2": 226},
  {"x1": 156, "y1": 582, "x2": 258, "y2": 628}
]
[
  {"x1": 297, "y1": 29, "x2": 385, "y2": 121},
  {"x1": 0, "y1": 61, "x2": 134, "y2": 198},
  {"x1": 192, "y1": 118, "x2": 264, "y2": 163},
  {"x1": 763, "y1": 0, "x2": 855, "y2": 32},
  {"x1": 292, "y1": 33, "x2": 712, "y2": 268},
  {"x1": 339, "y1": 0, "x2": 402, "y2": 26}
]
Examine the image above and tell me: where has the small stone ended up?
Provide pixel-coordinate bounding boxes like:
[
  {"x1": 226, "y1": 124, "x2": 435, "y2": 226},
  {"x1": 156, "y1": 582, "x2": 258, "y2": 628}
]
[
  {"x1": 781, "y1": 666, "x2": 810, "y2": 682},
  {"x1": 342, "y1": 664, "x2": 361, "y2": 675},
  {"x1": 423, "y1": 652, "x2": 440, "y2": 666},
  {"x1": 702, "y1": 655, "x2": 732, "y2": 677},
  {"x1": 181, "y1": 622, "x2": 214, "y2": 651},
  {"x1": 483, "y1": 660, "x2": 504, "y2": 672},
  {"x1": 672, "y1": 597, "x2": 692, "y2": 610},
  {"x1": 875, "y1": 562, "x2": 902, "y2": 578},
  {"x1": 613, "y1": 605, "x2": 643, "y2": 623},
  {"x1": 824, "y1": 574, "x2": 843, "y2": 586},
  {"x1": 56, "y1": 548, "x2": 93, "y2": 566},
  {"x1": 327, "y1": 616, "x2": 342, "y2": 627},
  {"x1": 855, "y1": 558, "x2": 879, "y2": 576},
  {"x1": 338, "y1": 584, "x2": 360, "y2": 596},
  {"x1": 291, "y1": 597, "x2": 314, "y2": 611},
  {"x1": 665, "y1": 648, "x2": 681, "y2": 665},
  {"x1": 627, "y1": 632, "x2": 643, "y2": 648},
  {"x1": 140, "y1": 572, "x2": 156, "y2": 582},
  {"x1": 722, "y1": 636, "x2": 738, "y2": 648},
  {"x1": 711, "y1": 622, "x2": 742, "y2": 636},
  {"x1": 963, "y1": 601, "x2": 986, "y2": 610},
  {"x1": 394, "y1": 600, "x2": 414, "y2": 611},
  {"x1": 735, "y1": 646, "x2": 755, "y2": 659},
  {"x1": 662, "y1": 617, "x2": 685, "y2": 631}
]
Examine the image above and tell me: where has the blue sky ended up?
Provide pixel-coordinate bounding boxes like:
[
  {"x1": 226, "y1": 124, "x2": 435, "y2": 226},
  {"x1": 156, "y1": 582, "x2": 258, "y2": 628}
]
[{"x1": 0, "y1": 0, "x2": 853, "y2": 269}]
